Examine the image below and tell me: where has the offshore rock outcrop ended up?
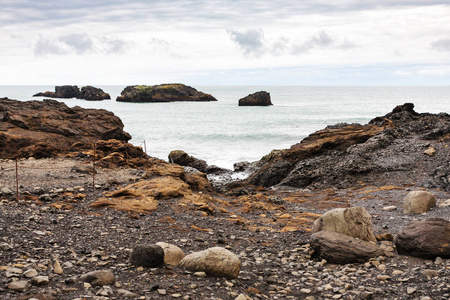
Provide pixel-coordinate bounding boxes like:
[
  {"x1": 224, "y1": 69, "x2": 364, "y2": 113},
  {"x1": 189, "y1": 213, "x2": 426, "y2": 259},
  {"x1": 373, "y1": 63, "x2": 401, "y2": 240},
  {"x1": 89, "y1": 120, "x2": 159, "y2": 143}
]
[
  {"x1": 0, "y1": 98, "x2": 130, "y2": 158},
  {"x1": 235, "y1": 103, "x2": 450, "y2": 191},
  {"x1": 116, "y1": 84, "x2": 217, "y2": 102},
  {"x1": 33, "y1": 85, "x2": 110, "y2": 101},
  {"x1": 238, "y1": 91, "x2": 272, "y2": 106}
]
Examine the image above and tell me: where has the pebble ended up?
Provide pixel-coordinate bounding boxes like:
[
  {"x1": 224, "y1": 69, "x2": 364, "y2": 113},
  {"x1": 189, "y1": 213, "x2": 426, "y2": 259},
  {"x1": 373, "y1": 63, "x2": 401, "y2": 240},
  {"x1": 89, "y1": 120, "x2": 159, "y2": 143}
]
[{"x1": 7, "y1": 280, "x2": 30, "y2": 291}]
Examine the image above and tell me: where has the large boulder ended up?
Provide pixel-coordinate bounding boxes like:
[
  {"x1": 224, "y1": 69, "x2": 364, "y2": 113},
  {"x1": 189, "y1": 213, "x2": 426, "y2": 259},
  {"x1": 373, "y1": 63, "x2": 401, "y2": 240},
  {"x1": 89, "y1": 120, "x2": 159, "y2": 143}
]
[
  {"x1": 156, "y1": 242, "x2": 185, "y2": 266},
  {"x1": 312, "y1": 206, "x2": 377, "y2": 242},
  {"x1": 395, "y1": 218, "x2": 450, "y2": 259},
  {"x1": 0, "y1": 98, "x2": 131, "y2": 159},
  {"x1": 79, "y1": 86, "x2": 111, "y2": 100},
  {"x1": 310, "y1": 231, "x2": 383, "y2": 264},
  {"x1": 78, "y1": 270, "x2": 115, "y2": 286},
  {"x1": 403, "y1": 191, "x2": 436, "y2": 214},
  {"x1": 116, "y1": 84, "x2": 217, "y2": 102},
  {"x1": 238, "y1": 91, "x2": 272, "y2": 106},
  {"x1": 129, "y1": 244, "x2": 165, "y2": 267},
  {"x1": 168, "y1": 150, "x2": 227, "y2": 174},
  {"x1": 178, "y1": 247, "x2": 241, "y2": 278}
]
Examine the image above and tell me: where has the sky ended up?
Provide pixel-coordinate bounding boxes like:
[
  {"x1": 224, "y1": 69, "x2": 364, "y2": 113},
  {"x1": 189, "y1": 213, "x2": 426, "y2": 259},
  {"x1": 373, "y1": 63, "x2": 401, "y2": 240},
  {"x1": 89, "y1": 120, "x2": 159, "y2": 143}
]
[{"x1": 1, "y1": 0, "x2": 450, "y2": 85}]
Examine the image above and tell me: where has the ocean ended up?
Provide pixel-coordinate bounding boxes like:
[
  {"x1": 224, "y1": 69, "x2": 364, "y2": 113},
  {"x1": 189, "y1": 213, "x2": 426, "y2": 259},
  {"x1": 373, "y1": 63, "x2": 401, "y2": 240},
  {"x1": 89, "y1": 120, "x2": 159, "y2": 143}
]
[{"x1": 1, "y1": 85, "x2": 450, "y2": 169}]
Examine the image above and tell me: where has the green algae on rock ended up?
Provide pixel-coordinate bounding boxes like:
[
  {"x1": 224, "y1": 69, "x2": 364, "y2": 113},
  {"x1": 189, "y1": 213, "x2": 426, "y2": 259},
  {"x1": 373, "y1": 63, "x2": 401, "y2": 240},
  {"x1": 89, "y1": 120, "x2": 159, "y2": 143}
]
[{"x1": 116, "y1": 83, "x2": 217, "y2": 102}]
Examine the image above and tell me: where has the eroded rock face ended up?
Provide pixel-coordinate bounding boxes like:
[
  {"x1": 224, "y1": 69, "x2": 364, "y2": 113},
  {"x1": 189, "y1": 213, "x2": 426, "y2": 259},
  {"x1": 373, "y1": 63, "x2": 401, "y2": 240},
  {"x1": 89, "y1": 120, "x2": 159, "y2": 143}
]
[
  {"x1": 395, "y1": 218, "x2": 450, "y2": 259},
  {"x1": 238, "y1": 91, "x2": 272, "y2": 106},
  {"x1": 178, "y1": 247, "x2": 241, "y2": 278},
  {"x1": 312, "y1": 206, "x2": 377, "y2": 242},
  {"x1": 237, "y1": 103, "x2": 450, "y2": 191},
  {"x1": 168, "y1": 150, "x2": 228, "y2": 174},
  {"x1": 310, "y1": 231, "x2": 383, "y2": 264},
  {"x1": 116, "y1": 84, "x2": 217, "y2": 102},
  {"x1": 0, "y1": 98, "x2": 130, "y2": 159},
  {"x1": 403, "y1": 191, "x2": 436, "y2": 214}
]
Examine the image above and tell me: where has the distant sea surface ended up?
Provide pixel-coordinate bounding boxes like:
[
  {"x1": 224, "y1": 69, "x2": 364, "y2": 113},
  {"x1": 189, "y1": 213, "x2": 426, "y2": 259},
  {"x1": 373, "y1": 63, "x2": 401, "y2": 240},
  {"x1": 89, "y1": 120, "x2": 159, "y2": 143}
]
[{"x1": 2, "y1": 85, "x2": 450, "y2": 169}]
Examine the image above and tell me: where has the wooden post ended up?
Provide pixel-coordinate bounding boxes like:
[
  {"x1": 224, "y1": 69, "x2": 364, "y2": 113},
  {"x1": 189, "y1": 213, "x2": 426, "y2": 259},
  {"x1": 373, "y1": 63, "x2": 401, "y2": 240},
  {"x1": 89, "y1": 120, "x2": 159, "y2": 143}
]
[
  {"x1": 92, "y1": 141, "x2": 96, "y2": 188},
  {"x1": 143, "y1": 140, "x2": 149, "y2": 177},
  {"x1": 15, "y1": 149, "x2": 19, "y2": 202}
]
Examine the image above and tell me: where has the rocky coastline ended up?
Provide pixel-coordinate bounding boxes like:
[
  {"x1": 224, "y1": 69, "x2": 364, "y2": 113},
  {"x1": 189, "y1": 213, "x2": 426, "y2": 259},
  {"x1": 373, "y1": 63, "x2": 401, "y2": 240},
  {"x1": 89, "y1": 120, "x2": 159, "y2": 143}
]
[
  {"x1": 0, "y1": 97, "x2": 449, "y2": 300},
  {"x1": 34, "y1": 86, "x2": 111, "y2": 101}
]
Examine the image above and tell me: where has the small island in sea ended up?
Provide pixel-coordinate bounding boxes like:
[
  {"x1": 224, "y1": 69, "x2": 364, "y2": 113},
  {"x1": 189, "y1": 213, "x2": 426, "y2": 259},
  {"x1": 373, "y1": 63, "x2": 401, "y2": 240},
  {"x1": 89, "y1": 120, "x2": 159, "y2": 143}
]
[{"x1": 116, "y1": 83, "x2": 217, "y2": 102}]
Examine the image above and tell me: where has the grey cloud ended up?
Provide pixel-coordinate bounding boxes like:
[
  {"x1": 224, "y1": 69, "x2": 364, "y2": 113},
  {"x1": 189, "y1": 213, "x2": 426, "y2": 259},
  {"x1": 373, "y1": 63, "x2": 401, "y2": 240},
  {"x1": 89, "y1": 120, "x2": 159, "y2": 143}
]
[
  {"x1": 431, "y1": 38, "x2": 450, "y2": 51},
  {"x1": 291, "y1": 31, "x2": 334, "y2": 55},
  {"x1": 59, "y1": 33, "x2": 94, "y2": 55},
  {"x1": 33, "y1": 36, "x2": 66, "y2": 56},
  {"x1": 103, "y1": 38, "x2": 128, "y2": 54},
  {"x1": 227, "y1": 28, "x2": 266, "y2": 57}
]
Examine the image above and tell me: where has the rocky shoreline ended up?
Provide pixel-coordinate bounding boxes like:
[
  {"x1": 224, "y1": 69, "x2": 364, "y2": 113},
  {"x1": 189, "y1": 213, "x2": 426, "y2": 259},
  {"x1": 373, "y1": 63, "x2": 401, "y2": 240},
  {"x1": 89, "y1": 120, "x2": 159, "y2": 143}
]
[{"x1": 0, "y1": 98, "x2": 449, "y2": 299}]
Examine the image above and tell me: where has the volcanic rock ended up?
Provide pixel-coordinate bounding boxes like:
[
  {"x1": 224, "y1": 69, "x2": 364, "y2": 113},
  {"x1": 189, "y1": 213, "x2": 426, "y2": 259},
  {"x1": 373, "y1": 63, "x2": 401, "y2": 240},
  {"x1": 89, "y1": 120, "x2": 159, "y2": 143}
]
[
  {"x1": 168, "y1": 150, "x2": 227, "y2": 174},
  {"x1": 312, "y1": 206, "x2": 377, "y2": 242},
  {"x1": 310, "y1": 231, "x2": 383, "y2": 264},
  {"x1": 0, "y1": 98, "x2": 130, "y2": 159},
  {"x1": 79, "y1": 85, "x2": 111, "y2": 100},
  {"x1": 33, "y1": 85, "x2": 110, "y2": 100},
  {"x1": 403, "y1": 191, "x2": 436, "y2": 214},
  {"x1": 178, "y1": 247, "x2": 241, "y2": 278},
  {"x1": 236, "y1": 103, "x2": 450, "y2": 191},
  {"x1": 238, "y1": 91, "x2": 272, "y2": 106},
  {"x1": 395, "y1": 218, "x2": 450, "y2": 259},
  {"x1": 116, "y1": 83, "x2": 217, "y2": 102},
  {"x1": 34, "y1": 85, "x2": 81, "y2": 98},
  {"x1": 129, "y1": 244, "x2": 165, "y2": 268}
]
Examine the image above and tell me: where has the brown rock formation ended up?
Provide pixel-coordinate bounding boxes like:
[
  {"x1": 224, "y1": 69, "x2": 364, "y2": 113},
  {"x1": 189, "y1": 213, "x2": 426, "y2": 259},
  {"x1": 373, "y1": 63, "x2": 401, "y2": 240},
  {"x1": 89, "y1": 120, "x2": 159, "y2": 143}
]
[
  {"x1": 0, "y1": 98, "x2": 130, "y2": 159},
  {"x1": 233, "y1": 103, "x2": 450, "y2": 191},
  {"x1": 116, "y1": 84, "x2": 217, "y2": 102}
]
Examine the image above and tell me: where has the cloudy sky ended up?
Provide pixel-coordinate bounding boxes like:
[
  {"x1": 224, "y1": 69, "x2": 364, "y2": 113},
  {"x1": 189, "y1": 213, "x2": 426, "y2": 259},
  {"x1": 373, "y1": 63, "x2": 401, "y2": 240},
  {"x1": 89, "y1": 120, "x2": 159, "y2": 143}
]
[{"x1": 1, "y1": 0, "x2": 450, "y2": 85}]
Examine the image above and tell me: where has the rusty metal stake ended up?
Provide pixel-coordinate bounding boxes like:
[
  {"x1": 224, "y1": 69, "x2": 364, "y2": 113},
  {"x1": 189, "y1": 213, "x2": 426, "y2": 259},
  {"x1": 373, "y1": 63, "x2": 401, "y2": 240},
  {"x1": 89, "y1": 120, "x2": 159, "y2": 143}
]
[
  {"x1": 92, "y1": 141, "x2": 96, "y2": 189},
  {"x1": 15, "y1": 149, "x2": 19, "y2": 202}
]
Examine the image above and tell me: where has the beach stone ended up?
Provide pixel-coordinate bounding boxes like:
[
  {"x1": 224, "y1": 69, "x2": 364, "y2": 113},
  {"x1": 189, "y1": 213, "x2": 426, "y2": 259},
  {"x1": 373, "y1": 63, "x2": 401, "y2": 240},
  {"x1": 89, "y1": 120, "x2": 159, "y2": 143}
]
[
  {"x1": 395, "y1": 218, "x2": 450, "y2": 259},
  {"x1": 403, "y1": 191, "x2": 436, "y2": 214},
  {"x1": 312, "y1": 206, "x2": 377, "y2": 242},
  {"x1": 7, "y1": 280, "x2": 30, "y2": 291},
  {"x1": 235, "y1": 294, "x2": 247, "y2": 300},
  {"x1": 310, "y1": 231, "x2": 383, "y2": 264},
  {"x1": 24, "y1": 268, "x2": 38, "y2": 278},
  {"x1": 53, "y1": 259, "x2": 63, "y2": 274},
  {"x1": 423, "y1": 146, "x2": 436, "y2": 156},
  {"x1": 129, "y1": 244, "x2": 164, "y2": 267},
  {"x1": 156, "y1": 242, "x2": 185, "y2": 266},
  {"x1": 179, "y1": 247, "x2": 241, "y2": 278},
  {"x1": 79, "y1": 270, "x2": 115, "y2": 286},
  {"x1": 1, "y1": 187, "x2": 13, "y2": 195},
  {"x1": 31, "y1": 275, "x2": 50, "y2": 285}
]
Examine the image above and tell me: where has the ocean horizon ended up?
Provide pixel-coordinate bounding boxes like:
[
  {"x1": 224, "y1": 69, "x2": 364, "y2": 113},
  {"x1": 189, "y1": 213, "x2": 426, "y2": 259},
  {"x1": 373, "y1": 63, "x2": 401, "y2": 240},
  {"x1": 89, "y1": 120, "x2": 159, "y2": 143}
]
[{"x1": 2, "y1": 85, "x2": 450, "y2": 169}]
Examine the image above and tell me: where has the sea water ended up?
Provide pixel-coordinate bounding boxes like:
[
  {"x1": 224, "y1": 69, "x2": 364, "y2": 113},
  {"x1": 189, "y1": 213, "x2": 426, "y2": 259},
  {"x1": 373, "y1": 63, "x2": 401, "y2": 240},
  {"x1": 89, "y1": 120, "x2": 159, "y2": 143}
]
[{"x1": 1, "y1": 85, "x2": 449, "y2": 169}]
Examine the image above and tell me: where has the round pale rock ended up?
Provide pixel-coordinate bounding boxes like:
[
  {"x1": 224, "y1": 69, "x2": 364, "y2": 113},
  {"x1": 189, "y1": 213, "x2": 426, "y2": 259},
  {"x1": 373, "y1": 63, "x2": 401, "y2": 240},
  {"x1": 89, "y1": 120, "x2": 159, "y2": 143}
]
[
  {"x1": 156, "y1": 242, "x2": 185, "y2": 266},
  {"x1": 79, "y1": 270, "x2": 115, "y2": 286},
  {"x1": 312, "y1": 206, "x2": 377, "y2": 242},
  {"x1": 130, "y1": 244, "x2": 164, "y2": 267},
  {"x1": 178, "y1": 247, "x2": 241, "y2": 278},
  {"x1": 395, "y1": 218, "x2": 450, "y2": 259},
  {"x1": 403, "y1": 191, "x2": 436, "y2": 214}
]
